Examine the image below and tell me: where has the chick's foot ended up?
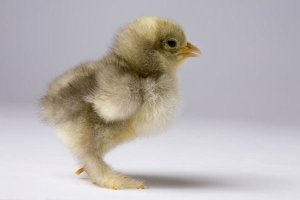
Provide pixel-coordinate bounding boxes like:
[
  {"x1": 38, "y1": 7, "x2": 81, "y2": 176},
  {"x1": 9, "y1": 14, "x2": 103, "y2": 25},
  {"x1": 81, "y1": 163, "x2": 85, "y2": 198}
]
[{"x1": 96, "y1": 172, "x2": 145, "y2": 190}]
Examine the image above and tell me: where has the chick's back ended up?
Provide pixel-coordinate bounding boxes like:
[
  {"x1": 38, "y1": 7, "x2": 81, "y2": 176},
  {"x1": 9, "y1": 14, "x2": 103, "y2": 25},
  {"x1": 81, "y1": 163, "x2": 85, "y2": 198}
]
[
  {"x1": 40, "y1": 61, "x2": 99, "y2": 125},
  {"x1": 41, "y1": 55, "x2": 144, "y2": 127}
]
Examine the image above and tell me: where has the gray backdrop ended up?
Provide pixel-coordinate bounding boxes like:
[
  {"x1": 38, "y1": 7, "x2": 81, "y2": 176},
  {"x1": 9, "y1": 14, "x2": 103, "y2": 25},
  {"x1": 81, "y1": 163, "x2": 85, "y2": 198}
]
[{"x1": 1, "y1": 0, "x2": 299, "y2": 127}]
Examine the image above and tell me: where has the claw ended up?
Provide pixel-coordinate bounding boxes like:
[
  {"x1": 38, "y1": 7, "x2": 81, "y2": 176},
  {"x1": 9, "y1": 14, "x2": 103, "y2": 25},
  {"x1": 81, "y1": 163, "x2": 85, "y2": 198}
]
[{"x1": 75, "y1": 167, "x2": 85, "y2": 175}]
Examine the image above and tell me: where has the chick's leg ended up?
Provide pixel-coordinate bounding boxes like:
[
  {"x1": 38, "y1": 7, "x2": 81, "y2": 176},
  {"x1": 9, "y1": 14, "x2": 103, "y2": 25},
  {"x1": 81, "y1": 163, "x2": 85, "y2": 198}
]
[
  {"x1": 76, "y1": 149, "x2": 144, "y2": 189},
  {"x1": 57, "y1": 120, "x2": 144, "y2": 189}
]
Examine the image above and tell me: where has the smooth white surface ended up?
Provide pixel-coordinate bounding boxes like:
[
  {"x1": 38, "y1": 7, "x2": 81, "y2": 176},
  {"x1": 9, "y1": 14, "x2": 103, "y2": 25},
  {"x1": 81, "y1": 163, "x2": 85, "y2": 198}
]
[{"x1": 0, "y1": 105, "x2": 299, "y2": 200}]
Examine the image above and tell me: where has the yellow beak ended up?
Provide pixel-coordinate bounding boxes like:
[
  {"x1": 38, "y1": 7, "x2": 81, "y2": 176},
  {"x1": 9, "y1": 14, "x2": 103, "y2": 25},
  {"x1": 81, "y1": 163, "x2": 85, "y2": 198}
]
[{"x1": 178, "y1": 42, "x2": 201, "y2": 57}]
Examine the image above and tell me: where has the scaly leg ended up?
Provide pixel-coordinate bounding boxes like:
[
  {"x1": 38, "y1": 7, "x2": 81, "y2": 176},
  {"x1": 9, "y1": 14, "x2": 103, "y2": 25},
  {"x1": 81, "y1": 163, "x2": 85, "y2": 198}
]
[
  {"x1": 57, "y1": 119, "x2": 144, "y2": 189},
  {"x1": 75, "y1": 150, "x2": 144, "y2": 189}
]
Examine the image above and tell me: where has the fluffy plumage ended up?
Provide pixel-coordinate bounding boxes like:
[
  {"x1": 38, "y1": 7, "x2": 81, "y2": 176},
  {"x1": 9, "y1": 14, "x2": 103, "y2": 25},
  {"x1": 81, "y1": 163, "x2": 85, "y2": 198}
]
[{"x1": 40, "y1": 17, "x2": 200, "y2": 189}]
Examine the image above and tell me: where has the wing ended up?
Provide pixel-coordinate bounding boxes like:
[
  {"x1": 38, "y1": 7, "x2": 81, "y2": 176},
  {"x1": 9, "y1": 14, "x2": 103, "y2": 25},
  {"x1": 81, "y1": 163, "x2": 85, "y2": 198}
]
[{"x1": 87, "y1": 65, "x2": 142, "y2": 122}]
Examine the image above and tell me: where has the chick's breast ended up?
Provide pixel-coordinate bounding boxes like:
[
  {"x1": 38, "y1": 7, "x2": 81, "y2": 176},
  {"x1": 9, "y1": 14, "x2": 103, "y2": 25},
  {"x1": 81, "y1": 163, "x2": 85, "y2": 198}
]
[{"x1": 132, "y1": 73, "x2": 181, "y2": 134}]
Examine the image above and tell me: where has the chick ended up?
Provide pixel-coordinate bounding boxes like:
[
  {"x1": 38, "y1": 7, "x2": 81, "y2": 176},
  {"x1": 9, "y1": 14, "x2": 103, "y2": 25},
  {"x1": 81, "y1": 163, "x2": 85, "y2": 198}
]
[{"x1": 40, "y1": 17, "x2": 200, "y2": 189}]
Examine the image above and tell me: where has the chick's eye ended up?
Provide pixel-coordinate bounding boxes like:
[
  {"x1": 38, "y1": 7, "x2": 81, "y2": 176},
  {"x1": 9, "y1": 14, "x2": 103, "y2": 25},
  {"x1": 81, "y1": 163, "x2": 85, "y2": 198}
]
[{"x1": 166, "y1": 39, "x2": 177, "y2": 48}]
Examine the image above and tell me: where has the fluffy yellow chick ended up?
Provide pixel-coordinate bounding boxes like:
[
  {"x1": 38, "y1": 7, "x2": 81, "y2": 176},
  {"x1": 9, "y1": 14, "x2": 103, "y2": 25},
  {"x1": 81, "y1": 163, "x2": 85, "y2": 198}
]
[{"x1": 40, "y1": 17, "x2": 200, "y2": 189}]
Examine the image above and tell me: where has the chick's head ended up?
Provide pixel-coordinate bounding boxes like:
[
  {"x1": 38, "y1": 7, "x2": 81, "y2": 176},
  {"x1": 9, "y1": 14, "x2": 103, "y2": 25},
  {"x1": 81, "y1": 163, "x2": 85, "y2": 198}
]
[{"x1": 112, "y1": 17, "x2": 200, "y2": 75}]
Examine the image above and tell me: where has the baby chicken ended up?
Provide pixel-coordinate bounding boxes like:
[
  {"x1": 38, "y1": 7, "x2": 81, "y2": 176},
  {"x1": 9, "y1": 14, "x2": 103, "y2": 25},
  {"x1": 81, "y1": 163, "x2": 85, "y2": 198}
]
[{"x1": 41, "y1": 17, "x2": 200, "y2": 189}]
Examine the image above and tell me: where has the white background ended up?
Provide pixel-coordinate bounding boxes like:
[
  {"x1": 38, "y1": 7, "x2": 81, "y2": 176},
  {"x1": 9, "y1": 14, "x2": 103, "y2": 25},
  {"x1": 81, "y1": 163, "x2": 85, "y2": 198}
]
[{"x1": 1, "y1": 1, "x2": 299, "y2": 199}]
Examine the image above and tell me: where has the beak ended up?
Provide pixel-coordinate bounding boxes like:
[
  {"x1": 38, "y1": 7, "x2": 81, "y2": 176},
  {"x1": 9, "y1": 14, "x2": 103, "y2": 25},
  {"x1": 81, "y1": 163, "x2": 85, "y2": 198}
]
[{"x1": 178, "y1": 42, "x2": 201, "y2": 57}]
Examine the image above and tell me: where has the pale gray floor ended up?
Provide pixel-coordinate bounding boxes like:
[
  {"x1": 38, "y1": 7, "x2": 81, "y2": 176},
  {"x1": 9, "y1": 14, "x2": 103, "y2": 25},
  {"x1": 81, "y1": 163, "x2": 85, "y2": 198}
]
[{"x1": 1, "y1": 105, "x2": 299, "y2": 200}]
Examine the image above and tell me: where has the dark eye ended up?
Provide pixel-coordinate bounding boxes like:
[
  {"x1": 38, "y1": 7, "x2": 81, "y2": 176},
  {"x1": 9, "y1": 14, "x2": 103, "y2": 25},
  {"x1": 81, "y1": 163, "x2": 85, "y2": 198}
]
[{"x1": 166, "y1": 39, "x2": 177, "y2": 48}]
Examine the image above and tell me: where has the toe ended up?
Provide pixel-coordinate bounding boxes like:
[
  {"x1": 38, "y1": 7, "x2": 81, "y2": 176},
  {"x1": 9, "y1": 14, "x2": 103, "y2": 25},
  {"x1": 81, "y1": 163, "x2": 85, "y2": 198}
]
[
  {"x1": 137, "y1": 184, "x2": 145, "y2": 189},
  {"x1": 112, "y1": 185, "x2": 119, "y2": 190}
]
